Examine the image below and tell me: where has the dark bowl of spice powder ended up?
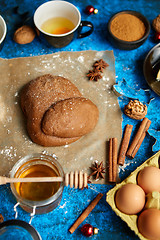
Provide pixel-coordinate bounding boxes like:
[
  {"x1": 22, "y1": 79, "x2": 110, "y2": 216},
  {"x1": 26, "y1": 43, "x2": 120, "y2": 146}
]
[{"x1": 107, "y1": 10, "x2": 150, "y2": 50}]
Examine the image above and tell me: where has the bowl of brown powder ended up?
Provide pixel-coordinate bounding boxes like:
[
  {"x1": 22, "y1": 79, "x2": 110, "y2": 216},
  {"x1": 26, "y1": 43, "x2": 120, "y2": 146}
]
[{"x1": 107, "y1": 10, "x2": 150, "y2": 50}]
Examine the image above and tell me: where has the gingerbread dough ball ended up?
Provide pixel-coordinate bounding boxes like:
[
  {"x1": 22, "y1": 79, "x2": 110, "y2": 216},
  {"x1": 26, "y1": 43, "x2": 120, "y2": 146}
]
[
  {"x1": 152, "y1": 14, "x2": 160, "y2": 33},
  {"x1": 13, "y1": 25, "x2": 36, "y2": 44},
  {"x1": 42, "y1": 97, "x2": 99, "y2": 138},
  {"x1": 20, "y1": 74, "x2": 99, "y2": 147}
]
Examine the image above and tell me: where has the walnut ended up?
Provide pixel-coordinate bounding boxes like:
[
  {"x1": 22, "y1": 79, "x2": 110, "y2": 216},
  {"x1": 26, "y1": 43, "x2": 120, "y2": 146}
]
[
  {"x1": 124, "y1": 100, "x2": 147, "y2": 120},
  {"x1": 152, "y1": 14, "x2": 160, "y2": 33},
  {"x1": 13, "y1": 25, "x2": 36, "y2": 44}
]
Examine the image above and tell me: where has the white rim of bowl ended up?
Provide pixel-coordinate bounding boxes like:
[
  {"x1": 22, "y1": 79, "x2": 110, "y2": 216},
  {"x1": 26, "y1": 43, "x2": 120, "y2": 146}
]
[
  {"x1": 0, "y1": 15, "x2": 7, "y2": 44},
  {"x1": 33, "y1": 0, "x2": 81, "y2": 37}
]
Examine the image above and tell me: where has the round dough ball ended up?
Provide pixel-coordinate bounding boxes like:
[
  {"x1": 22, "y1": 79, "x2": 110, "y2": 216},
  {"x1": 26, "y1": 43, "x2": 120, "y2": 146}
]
[
  {"x1": 42, "y1": 97, "x2": 99, "y2": 138},
  {"x1": 115, "y1": 183, "x2": 145, "y2": 215},
  {"x1": 13, "y1": 25, "x2": 36, "y2": 44}
]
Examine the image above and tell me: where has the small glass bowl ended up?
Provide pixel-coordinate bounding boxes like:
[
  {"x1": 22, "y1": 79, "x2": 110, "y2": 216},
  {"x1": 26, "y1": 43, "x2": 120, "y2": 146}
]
[{"x1": 10, "y1": 153, "x2": 64, "y2": 214}]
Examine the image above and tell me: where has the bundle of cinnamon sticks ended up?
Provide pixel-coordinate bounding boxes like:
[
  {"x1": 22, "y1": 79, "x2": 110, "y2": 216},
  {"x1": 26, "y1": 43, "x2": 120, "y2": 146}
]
[{"x1": 108, "y1": 117, "x2": 151, "y2": 183}]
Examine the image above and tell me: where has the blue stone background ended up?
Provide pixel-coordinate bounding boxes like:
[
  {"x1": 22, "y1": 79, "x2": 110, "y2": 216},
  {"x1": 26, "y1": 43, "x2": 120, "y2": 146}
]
[{"x1": 0, "y1": 0, "x2": 160, "y2": 239}]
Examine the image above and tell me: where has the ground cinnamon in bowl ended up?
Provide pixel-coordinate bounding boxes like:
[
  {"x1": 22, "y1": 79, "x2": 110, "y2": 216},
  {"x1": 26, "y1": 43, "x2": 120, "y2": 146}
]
[
  {"x1": 108, "y1": 11, "x2": 150, "y2": 50},
  {"x1": 110, "y1": 13, "x2": 146, "y2": 41}
]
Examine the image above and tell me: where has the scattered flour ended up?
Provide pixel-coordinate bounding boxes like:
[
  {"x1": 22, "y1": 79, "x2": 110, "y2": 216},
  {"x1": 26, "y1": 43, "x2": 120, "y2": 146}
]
[
  {"x1": 59, "y1": 202, "x2": 66, "y2": 209},
  {"x1": 77, "y1": 56, "x2": 84, "y2": 63},
  {"x1": 0, "y1": 146, "x2": 17, "y2": 160}
]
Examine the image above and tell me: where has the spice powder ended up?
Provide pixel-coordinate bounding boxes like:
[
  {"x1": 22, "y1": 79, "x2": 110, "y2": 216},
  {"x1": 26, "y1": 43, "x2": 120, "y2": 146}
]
[{"x1": 110, "y1": 13, "x2": 146, "y2": 41}]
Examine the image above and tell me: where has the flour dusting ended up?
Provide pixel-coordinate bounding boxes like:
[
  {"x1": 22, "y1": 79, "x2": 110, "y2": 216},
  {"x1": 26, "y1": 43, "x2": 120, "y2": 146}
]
[{"x1": 77, "y1": 56, "x2": 84, "y2": 63}]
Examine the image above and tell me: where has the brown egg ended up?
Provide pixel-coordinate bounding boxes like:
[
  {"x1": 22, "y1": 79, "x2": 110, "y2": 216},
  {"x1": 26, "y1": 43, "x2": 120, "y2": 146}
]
[
  {"x1": 138, "y1": 209, "x2": 160, "y2": 240},
  {"x1": 115, "y1": 183, "x2": 145, "y2": 215},
  {"x1": 137, "y1": 166, "x2": 160, "y2": 194}
]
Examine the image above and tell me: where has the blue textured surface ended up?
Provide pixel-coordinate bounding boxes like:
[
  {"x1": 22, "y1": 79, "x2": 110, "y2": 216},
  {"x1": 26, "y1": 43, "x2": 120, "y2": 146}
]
[{"x1": 0, "y1": 0, "x2": 160, "y2": 239}]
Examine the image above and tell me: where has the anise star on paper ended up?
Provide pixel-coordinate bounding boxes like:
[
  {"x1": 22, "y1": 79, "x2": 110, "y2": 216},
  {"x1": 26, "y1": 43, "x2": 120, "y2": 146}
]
[
  {"x1": 88, "y1": 161, "x2": 106, "y2": 180},
  {"x1": 93, "y1": 59, "x2": 109, "y2": 72},
  {"x1": 87, "y1": 69, "x2": 102, "y2": 81}
]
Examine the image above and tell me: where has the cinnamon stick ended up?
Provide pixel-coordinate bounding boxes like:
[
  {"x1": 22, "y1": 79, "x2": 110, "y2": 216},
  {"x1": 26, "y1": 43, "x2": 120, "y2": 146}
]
[
  {"x1": 109, "y1": 138, "x2": 118, "y2": 182},
  {"x1": 69, "y1": 193, "x2": 103, "y2": 234},
  {"x1": 127, "y1": 118, "x2": 151, "y2": 159},
  {"x1": 108, "y1": 138, "x2": 113, "y2": 182},
  {"x1": 112, "y1": 138, "x2": 118, "y2": 182},
  {"x1": 118, "y1": 124, "x2": 133, "y2": 165}
]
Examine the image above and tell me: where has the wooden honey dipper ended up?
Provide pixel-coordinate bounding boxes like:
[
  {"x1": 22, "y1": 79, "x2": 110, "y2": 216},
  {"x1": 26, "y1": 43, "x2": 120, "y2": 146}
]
[{"x1": 0, "y1": 171, "x2": 88, "y2": 189}]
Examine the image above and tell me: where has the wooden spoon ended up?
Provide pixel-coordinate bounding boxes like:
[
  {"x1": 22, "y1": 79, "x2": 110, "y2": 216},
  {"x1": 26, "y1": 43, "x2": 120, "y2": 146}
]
[{"x1": 0, "y1": 176, "x2": 63, "y2": 185}]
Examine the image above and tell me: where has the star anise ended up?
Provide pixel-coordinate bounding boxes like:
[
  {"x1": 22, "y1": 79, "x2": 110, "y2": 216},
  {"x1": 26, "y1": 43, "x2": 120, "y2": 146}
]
[
  {"x1": 87, "y1": 69, "x2": 102, "y2": 81},
  {"x1": 88, "y1": 161, "x2": 106, "y2": 180},
  {"x1": 93, "y1": 59, "x2": 109, "y2": 72}
]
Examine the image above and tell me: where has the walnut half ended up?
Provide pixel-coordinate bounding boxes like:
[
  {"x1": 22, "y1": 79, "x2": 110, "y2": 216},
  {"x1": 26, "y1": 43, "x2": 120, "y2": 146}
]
[{"x1": 124, "y1": 100, "x2": 147, "y2": 120}]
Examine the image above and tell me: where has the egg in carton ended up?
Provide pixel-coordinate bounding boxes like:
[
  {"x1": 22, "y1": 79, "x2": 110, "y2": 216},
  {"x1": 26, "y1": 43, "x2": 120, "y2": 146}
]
[{"x1": 106, "y1": 150, "x2": 160, "y2": 240}]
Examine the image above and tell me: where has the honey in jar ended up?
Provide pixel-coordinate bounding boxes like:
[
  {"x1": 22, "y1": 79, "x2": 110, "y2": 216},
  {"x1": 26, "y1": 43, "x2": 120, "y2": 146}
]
[
  {"x1": 14, "y1": 164, "x2": 60, "y2": 201},
  {"x1": 10, "y1": 154, "x2": 64, "y2": 214}
]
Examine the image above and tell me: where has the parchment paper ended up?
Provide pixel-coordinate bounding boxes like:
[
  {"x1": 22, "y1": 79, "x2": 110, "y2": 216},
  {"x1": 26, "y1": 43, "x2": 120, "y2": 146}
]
[{"x1": 0, "y1": 50, "x2": 122, "y2": 184}]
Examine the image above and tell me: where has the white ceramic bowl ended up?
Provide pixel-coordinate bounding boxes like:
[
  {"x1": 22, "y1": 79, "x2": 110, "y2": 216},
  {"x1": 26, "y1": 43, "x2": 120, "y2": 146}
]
[{"x1": 0, "y1": 15, "x2": 7, "y2": 49}]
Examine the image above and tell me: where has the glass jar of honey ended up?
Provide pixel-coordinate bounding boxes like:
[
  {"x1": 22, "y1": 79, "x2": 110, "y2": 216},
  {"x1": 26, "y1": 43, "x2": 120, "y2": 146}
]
[{"x1": 10, "y1": 153, "x2": 64, "y2": 214}]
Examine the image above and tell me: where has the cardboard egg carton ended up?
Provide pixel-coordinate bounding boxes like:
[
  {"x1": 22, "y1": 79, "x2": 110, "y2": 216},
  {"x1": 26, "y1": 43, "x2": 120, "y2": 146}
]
[{"x1": 106, "y1": 150, "x2": 160, "y2": 240}]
